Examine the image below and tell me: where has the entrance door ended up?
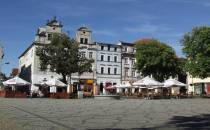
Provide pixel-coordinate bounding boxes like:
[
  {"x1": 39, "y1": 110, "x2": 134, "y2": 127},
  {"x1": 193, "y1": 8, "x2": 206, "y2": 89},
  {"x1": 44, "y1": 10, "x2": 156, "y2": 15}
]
[{"x1": 100, "y1": 83, "x2": 103, "y2": 93}]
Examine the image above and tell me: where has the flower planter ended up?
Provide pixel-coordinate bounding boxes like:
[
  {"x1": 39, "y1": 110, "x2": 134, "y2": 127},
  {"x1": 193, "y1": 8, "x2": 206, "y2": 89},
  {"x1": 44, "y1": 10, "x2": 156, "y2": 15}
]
[
  {"x1": 0, "y1": 91, "x2": 27, "y2": 98},
  {"x1": 50, "y1": 92, "x2": 69, "y2": 99}
]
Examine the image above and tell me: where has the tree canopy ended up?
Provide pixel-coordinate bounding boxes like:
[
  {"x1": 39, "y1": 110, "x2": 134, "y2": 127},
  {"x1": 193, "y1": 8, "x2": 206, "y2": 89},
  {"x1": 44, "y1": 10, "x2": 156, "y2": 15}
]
[
  {"x1": 135, "y1": 39, "x2": 179, "y2": 82},
  {"x1": 182, "y1": 26, "x2": 210, "y2": 79},
  {"x1": 36, "y1": 34, "x2": 93, "y2": 84}
]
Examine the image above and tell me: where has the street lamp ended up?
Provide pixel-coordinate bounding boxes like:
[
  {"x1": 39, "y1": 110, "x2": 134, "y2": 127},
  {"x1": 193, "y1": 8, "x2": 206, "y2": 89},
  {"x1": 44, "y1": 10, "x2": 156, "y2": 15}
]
[{"x1": 92, "y1": 66, "x2": 96, "y2": 95}]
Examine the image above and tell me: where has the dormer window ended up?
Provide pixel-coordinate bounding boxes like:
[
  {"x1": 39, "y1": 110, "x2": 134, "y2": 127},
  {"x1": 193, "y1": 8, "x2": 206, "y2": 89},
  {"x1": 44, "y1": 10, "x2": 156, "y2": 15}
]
[
  {"x1": 85, "y1": 38, "x2": 88, "y2": 44},
  {"x1": 80, "y1": 38, "x2": 84, "y2": 43}
]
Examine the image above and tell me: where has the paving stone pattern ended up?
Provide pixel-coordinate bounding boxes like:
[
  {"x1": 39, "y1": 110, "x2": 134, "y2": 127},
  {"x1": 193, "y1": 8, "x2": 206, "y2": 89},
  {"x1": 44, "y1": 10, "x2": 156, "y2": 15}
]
[{"x1": 0, "y1": 98, "x2": 210, "y2": 130}]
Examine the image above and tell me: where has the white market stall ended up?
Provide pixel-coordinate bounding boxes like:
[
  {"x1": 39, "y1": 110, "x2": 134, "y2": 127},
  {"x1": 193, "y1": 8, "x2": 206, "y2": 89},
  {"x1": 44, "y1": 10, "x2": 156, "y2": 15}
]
[
  {"x1": 2, "y1": 76, "x2": 31, "y2": 98},
  {"x1": 44, "y1": 78, "x2": 67, "y2": 93},
  {"x1": 3, "y1": 76, "x2": 31, "y2": 90},
  {"x1": 114, "y1": 83, "x2": 132, "y2": 94},
  {"x1": 163, "y1": 79, "x2": 187, "y2": 96}
]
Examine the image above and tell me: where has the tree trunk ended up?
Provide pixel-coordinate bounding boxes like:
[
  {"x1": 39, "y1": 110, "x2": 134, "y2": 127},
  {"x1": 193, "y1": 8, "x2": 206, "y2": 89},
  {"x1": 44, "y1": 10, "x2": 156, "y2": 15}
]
[
  {"x1": 69, "y1": 73, "x2": 72, "y2": 85},
  {"x1": 62, "y1": 73, "x2": 67, "y2": 84}
]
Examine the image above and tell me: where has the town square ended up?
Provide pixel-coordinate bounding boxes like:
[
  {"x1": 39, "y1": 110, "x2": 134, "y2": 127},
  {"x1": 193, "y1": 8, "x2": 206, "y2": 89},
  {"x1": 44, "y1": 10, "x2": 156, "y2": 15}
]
[
  {"x1": 1, "y1": 0, "x2": 210, "y2": 130},
  {"x1": 1, "y1": 98, "x2": 210, "y2": 130}
]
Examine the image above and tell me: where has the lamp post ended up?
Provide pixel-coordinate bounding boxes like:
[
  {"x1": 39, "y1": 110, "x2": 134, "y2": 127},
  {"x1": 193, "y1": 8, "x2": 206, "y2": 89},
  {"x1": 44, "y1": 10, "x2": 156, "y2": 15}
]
[{"x1": 92, "y1": 66, "x2": 96, "y2": 95}]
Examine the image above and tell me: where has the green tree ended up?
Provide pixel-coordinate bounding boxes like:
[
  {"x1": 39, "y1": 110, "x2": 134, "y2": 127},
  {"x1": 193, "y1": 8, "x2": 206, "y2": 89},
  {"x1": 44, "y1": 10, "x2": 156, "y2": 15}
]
[
  {"x1": 177, "y1": 58, "x2": 187, "y2": 83},
  {"x1": 182, "y1": 26, "x2": 210, "y2": 79},
  {"x1": 36, "y1": 34, "x2": 93, "y2": 84},
  {"x1": 135, "y1": 39, "x2": 179, "y2": 82},
  {"x1": 78, "y1": 56, "x2": 94, "y2": 82}
]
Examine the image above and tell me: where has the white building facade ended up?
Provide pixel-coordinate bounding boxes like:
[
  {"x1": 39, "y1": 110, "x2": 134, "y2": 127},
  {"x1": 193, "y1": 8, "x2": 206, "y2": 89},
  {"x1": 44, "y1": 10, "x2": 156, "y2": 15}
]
[
  {"x1": 19, "y1": 17, "x2": 139, "y2": 94},
  {"x1": 187, "y1": 75, "x2": 210, "y2": 95},
  {"x1": 19, "y1": 17, "x2": 63, "y2": 93},
  {"x1": 96, "y1": 43, "x2": 122, "y2": 94},
  {"x1": 118, "y1": 42, "x2": 140, "y2": 84}
]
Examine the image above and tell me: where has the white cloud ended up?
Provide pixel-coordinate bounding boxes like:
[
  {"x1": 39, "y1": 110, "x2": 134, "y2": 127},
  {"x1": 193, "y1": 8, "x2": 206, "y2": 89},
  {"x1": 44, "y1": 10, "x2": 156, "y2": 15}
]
[
  {"x1": 122, "y1": 14, "x2": 158, "y2": 23},
  {"x1": 93, "y1": 29, "x2": 118, "y2": 37},
  {"x1": 158, "y1": 32, "x2": 184, "y2": 38},
  {"x1": 124, "y1": 23, "x2": 159, "y2": 34},
  {"x1": 164, "y1": 0, "x2": 210, "y2": 7},
  {"x1": 202, "y1": 1, "x2": 210, "y2": 7},
  {"x1": 40, "y1": 1, "x2": 92, "y2": 18},
  {"x1": 103, "y1": 0, "x2": 138, "y2": 3}
]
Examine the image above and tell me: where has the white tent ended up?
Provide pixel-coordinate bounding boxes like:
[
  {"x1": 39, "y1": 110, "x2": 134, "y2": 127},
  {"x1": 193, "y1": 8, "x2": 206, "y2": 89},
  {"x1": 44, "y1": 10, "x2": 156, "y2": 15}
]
[
  {"x1": 114, "y1": 83, "x2": 132, "y2": 93},
  {"x1": 164, "y1": 79, "x2": 186, "y2": 88},
  {"x1": 133, "y1": 76, "x2": 163, "y2": 88},
  {"x1": 45, "y1": 78, "x2": 67, "y2": 87},
  {"x1": 3, "y1": 76, "x2": 31, "y2": 86},
  {"x1": 114, "y1": 83, "x2": 132, "y2": 88},
  {"x1": 44, "y1": 78, "x2": 67, "y2": 93}
]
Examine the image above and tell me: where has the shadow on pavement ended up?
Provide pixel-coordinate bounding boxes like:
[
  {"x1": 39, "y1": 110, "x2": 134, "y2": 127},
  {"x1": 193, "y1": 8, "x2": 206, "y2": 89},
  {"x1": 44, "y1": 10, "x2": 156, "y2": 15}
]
[
  {"x1": 87, "y1": 114, "x2": 210, "y2": 130},
  {"x1": 167, "y1": 114, "x2": 210, "y2": 130}
]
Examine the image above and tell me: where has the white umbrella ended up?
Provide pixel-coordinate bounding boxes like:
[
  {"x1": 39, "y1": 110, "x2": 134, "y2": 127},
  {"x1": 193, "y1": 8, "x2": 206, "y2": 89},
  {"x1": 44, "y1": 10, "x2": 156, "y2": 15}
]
[
  {"x1": 45, "y1": 78, "x2": 67, "y2": 87},
  {"x1": 133, "y1": 76, "x2": 163, "y2": 87},
  {"x1": 114, "y1": 83, "x2": 132, "y2": 88},
  {"x1": 164, "y1": 79, "x2": 186, "y2": 88},
  {"x1": 3, "y1": 76, "x2": 31, "y2": 86}
]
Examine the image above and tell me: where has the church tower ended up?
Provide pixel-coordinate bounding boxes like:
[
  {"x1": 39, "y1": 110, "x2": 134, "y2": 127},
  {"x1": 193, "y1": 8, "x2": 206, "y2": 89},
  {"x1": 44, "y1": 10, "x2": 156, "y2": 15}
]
[
  {"x1": 76, "y1": 26, "x2": 92, "y2": 44},
  {"x1": 35, "y1": 16, "x2": 63, "y2": 44}
]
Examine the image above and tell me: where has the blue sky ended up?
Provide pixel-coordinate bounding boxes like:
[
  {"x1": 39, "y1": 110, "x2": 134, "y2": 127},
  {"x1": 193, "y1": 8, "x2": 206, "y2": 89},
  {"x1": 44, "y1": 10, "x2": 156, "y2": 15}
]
[{"x1": 1, "y1": 0, "x2": 210, "y2": 76}]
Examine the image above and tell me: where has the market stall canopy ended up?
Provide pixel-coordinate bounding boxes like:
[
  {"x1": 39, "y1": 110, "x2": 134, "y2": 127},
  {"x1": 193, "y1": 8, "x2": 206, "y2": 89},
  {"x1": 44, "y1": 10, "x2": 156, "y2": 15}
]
[
  {"x1": 3, "y1": 76, "x2": 31, "y2": 86},
  {"x1": 133, "y1": 76, "x2": 163, "y2": 87},
  {"x1": 45, "y1": 78, "x2": 67, "y2": 87},
  {"x1": 114, "y1": 83, "x2": 132, "y2": 88},
  {"x1": 164, "y1": 79, "x2": 186, "y2": 87}
]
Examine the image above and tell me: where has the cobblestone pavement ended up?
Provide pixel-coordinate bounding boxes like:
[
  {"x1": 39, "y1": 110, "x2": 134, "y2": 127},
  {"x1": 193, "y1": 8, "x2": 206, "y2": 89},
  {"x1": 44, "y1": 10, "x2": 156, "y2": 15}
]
[{"x1": 0, "y1": 98, "x2": 210, "y2": 130}]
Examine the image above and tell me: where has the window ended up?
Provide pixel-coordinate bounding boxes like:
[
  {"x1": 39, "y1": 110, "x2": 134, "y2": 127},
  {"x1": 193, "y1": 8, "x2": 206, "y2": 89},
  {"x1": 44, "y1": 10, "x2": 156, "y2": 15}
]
[
  {"x1": 108, "y1": 67, "x2": 111, "y2": 74},
  {"x1": 48, "y1": 34, "x2": 52, "y2": 40},
  {"x1": 114, "y1": 56, "x2": 117, "y2": 62},
  {"x1": 132, "y1": 70, "x2": 136, "y2": 77},
  {"x1": 108, "y1": 56, "x2": 110, "y2": 62},
  {"x1": 81, "y1": 52, "x2": 86, "y2": 58},
  {"x1": 125, "y1": 68, "x2": 129, "y2": 77},
  {"x1": 125, "y1": 58, "x2": 128, "y2": 64},
  {"x1": 101, "y1": 55, "x2": 104, "y2": 61},
  {"x1": 124, "y1": 47, "x2": 127, "y2": 52},
  {"x1": 80, "y1": 38, "x2": 84, "y2": 43},
  {"x1": 114, "y1": 68, "x2": 117, "y2": 75},
  {"x1": 132, "y1": 59, "x2": 135, "y2": 65},
  {"x1": 101, "y1": 67, "x2": 104, "y2": 74},
  {"x1": 108, "y1": 45, "x2": 110, "y2": 51},
  {"x1": 85, "y1": 38, "x2": 88, "y2": 44},
  {"x1": 101, "y1": 46, "x2": 104, "y2": 50},
  {"x1": 114, "y1": 47, "x2": 117, "y2": 52},
  {"x1": 89, "y1": 52, "x2": 93, "y2": 59}
]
